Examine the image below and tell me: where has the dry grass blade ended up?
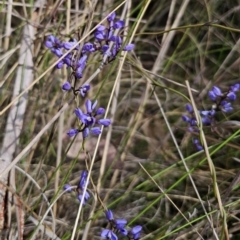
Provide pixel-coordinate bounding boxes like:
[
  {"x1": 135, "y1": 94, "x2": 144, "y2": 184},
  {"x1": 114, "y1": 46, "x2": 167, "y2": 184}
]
[
  {"x1": 0, "y1": 1, "x2": 45, "y2": 237},
  {"x1": 1, "y1": 0, "x2": 240, "y2": 239},
  {"x1": 139, "y1": 162, "x2": 204, "y2": 240},
  {"x1": 0, "y1": 16, "x2": 34, "y2": 239}
]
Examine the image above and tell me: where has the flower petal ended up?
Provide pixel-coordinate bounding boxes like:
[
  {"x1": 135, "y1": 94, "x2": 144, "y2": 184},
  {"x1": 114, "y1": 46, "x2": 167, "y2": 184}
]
[
  {"x1": 105, "y1": 209, "x2": 114, "y2": 221},
  {"x1": 131, "y1": 225, "x2": 142, "y2": 235},
  {"x1": 62, "y1": 81, "x2": 71, "y2": 91},
  {"x1": 85, "y1": 99, "x2": 92, "y2": 113},
  {"x1": 91, "y1": 127, "x2": 101, "y2": 135},
  {"x1": 98, "y1": 119, "x2": 111, "y2": 126},
  {"x1": 95, "y1": 107, "x2": 105, "y2": 116},
  {"x1": 107, "y1": 12, "x2": 116, "y2": 22},
  {"x1": 123, "y1": 44, "x2": 134, "y2": 51},
  {"x1": 74, "y1": 108, "x2": 84, "y2": 120},
  {"x1": 67, "y1": 129, "x2": 79, "y2": 137},
  {"x1": 63, "y1": 184, "x2": 72, "y2": 192},
  {"x1": 114, "y1": 20, "x2": 125, "y2": 29},
  {"x1": 83, "y1": 128, "x2": 89, "y2": 138}
]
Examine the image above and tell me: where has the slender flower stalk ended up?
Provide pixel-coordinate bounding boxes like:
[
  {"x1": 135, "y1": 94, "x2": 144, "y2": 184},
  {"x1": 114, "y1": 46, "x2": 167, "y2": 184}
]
[{"x1": 63, "y1": 171, "x2": 90, "y2": 205}]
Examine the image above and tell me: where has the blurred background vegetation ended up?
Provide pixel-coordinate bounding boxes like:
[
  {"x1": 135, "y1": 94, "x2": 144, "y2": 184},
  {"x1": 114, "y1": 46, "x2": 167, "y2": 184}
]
[{"x1": 1, "y1": 0, "x2": 240, "y2": 239}]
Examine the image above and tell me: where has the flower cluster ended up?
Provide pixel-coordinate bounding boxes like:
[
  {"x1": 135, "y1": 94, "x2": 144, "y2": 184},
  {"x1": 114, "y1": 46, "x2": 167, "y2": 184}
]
[
  {"x1": 182, "y1": 84, "x2": 240, "y2": 151},
  {"x1": 101, "y1": 210, "x2": 142, "y2": 240},
  {"x1": 94, "y1": 12, "x2": 134, "y2": 59},
  {"x1": 182, "y1": 103, "x2": 216, "y2": 133},
  {"x1": 63, "y1": 170, "x2": 90, "y2": 205},
  {"x1": 46, "y1": 11, "x2": 141, "y2": 239},
  {"x1": 45, "y1": 34, "x2": 93, "y2": 92},
  {"x1": 67, "y1": 99, "x2": 111, "y2": 139},
  {"x1": 45, "y1": 12, "x2": 134, "y2": 141},
  {"x1": 45, "y1": 11, "x2": 134, "y2": 93},
  {"x1": 208, "y1": 84, "x2": 240, "y2": 112}
]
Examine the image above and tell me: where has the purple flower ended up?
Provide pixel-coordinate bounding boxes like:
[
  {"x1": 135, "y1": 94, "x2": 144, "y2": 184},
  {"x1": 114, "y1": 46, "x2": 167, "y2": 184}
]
[
  {"x1": 63, "y1": 184, "x2": 73, "y2": 193},
  {"x1": 230, "y1": 83, "x2": 240, "y2": 92},
  {"x1": 200, "y1": 110, "x2": 215, "y2": 117},
  {"x1": 85, "y1": 99, "x2": 97, "y2": 113},
  {"x1": 201, "y1": 116, "x2": 211, "y2": 125},
  {"x1": 95, "y1": 107, "x2": 105, "y2": 116},
  {"x1": 63, "y1": 54, "x2": 72, "y2": 67},
  {"x1": 123, "y1": 44, "x2": 135, "y2": 51},
  {"x1": 102, "y1": 45, "x2": 109, "y2": 53},
  {"x1": 52, "y1": 48, "x2": 63, "y2": 57},
  {"x1": 78, "y1": 54, "x2": 88, "y2": 66},
  {"x1": 115, "y1": 219, "x2": 128, "y2": 236},
  {"x1": 116, "y1": 36, "x2": 122, "y2": 47},
  {"x1": 207, "y1": 84, "x2": 239, "y2": 113},
  {"x1": 182, "y1": 115, "x2": 191, "y2": 123},
  {"x1": 48, "y1": 35, "x2": 55, "y2": 42},
  {"x1": 212, "y1": 86, "x2": 222, "y2": 96},
  {"x1": 196, "y1": 144, "x2": 203, "y2": 151},
  {"x1": 68, "y1": 100, "x2": 111, "y2": 139},
  {"x1": 109, "y1": 35, "x2": 117, "y2": 42},
  {"x1": 79, "y1": 170, "x2": 88, "y2": 189},
  {"x1": 95, "y1": 30, "x2": 106, "y2": 41},
  {"x1": 75, "y1": 69, "x2": 83, "y2": 78},
  {"x1": 208, "y1": 90, "x2": 217, "y2": 101},
  {"x1": 107, "y1": 12, "x2": 116, "y2": 22},
  {"x1": 119, "y1": 228, "x2": 128, "y2": 236},
  {"x1": 113, "y1": 20, "x2": 124, "y2": 29},
  {"x1": 67, "y1": 128, "x2": 79, "y2": 137},
  {"x1": 45, "y1": 40, "x2": 53, "y2": 48},
  {"x1": 190, "y1": 119, "x2": 197, "y2": 126},
  {"x1": 188, "y1": 126, "x2": 195, "y2": 132},
  {"x1": 97, "y1": 25, "x2": 106, "y2": 31},
  {"x1": 74, "y1": 108, "x2": 84, "y2": 119},
  {"x1": 82, "y1": 115, "x2": 95, "y2": 126},
  {"x1": 56, "y1": 60, "x2": 64, "y2": 69},
  {"x1": 93, "y1": 17, "x2": 133, "y2": 57},
  {"x1": 186, "y1": 103, "x2": 193, "y2": 113},
  {"x1": 62, "y1": 81, "x2": 71, "y2": 91},
  {"x1": 198, "y1": 109, "x2": 215, "y2": 126},
  {"x1": 45, "y1": 35, "x2": 62, "y2": 50},
  {"x1": 102, "y1": 46, "x2": 112, "y2": 57},
  {"x1": 75, "y1": 55, "x2": 88, "y2": 79},
  {"x1": 64, "y1": 171, "x2": 90, "y2": 205},
  {"x1": 78, "y1": 191, "x2": 90, "y2": 205},
  {"x1": 227, "y1": 91, "x2": 236, "y2": 101},
  {"x1": 62, "y1": 42, "x2": 73, "y2": 50},
  {"x1": 77, "y1": 171, "x2": 90, "y2": 205},
  {"x1": 193, "y1": 139, "x2": 203, "y2": 151},
  {"x1": 102, "y1": 210, "x2": 129, "y2": 239},
  {"x1": 129, "y1": 225, "x2": 142, "y2": 240},
  {"x1": 221, "y1": 101, "x2": 233, "y2": 112},
  {"x1": 63, "y1": 39, "x2": 78, "y2": 50},
  {"x1": 106, "y1": 210, "x2": 114, "y2": 221},
  {"x1": 83, "y1": 127, "x2": 90, "y2": 138},
  {"x1": 115, "y1": 218, "x2": 127, "y2": 227},
  {"x1": 83, "y1": 42, "x2": 95, "y2": 52},
  {"x1": 108, "y1": 29, "x2": 114, "y2": 40},
  {"x1": 79, "y1": 84, "x2": 90, "y2": 97},
  {"x1": 91, "y1": 127, "x2": 101, "y2": 135},
  {"x1": 111, "y1": 45, "x2": 118, "y2": 57},
  {"x1": 101, "y1": 229, "x2": 118, "y2": 240},
  {"x1": 98, "y1": 119, "x2": 111, "y2": 126}
]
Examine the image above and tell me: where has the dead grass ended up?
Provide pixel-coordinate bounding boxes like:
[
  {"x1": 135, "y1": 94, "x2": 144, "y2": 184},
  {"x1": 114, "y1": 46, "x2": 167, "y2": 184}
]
[{"x1": 1, "y1": 0, "x2": 240, "y2": 239}]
